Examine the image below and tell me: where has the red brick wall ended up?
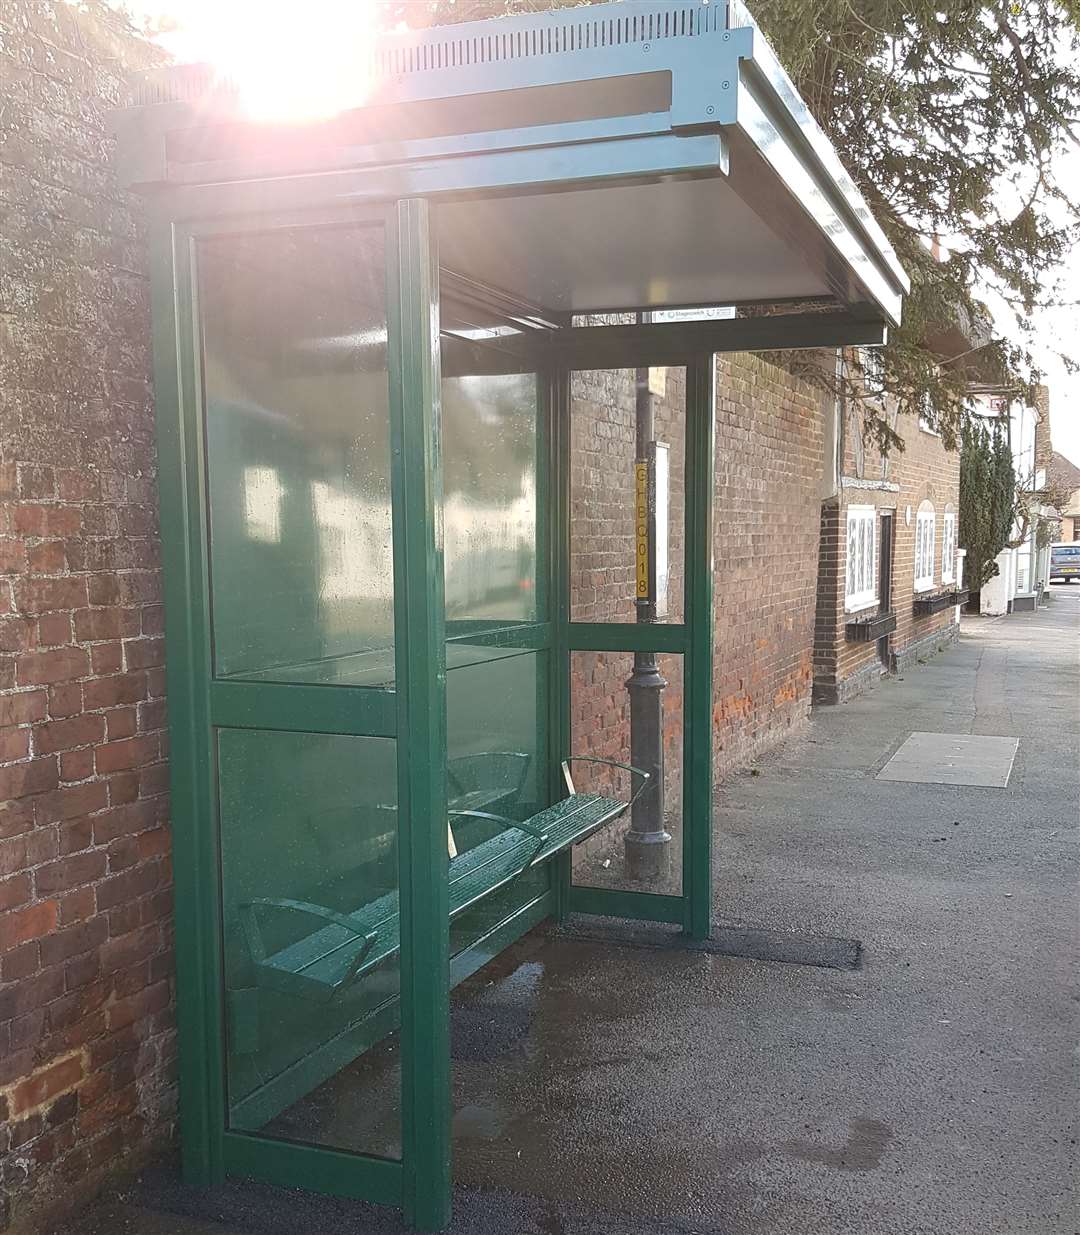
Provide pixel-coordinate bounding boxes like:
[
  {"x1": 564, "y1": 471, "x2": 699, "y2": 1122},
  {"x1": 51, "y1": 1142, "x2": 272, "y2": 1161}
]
[
  {"x1": 712, "y1": 353, "x2": 826, "y2": 764},
  {"x1": 814, "y1": 387, "x2": 961, "y2": 702},
  {"x1": 0, "y1": 4, "x2": 174, "y2": 1229}
]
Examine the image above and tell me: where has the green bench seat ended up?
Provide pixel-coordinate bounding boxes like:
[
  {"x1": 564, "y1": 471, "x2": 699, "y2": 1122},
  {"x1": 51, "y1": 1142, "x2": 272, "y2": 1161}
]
[{"x1": 238, "y1": 758, "x2": 647, "y2": 1001}]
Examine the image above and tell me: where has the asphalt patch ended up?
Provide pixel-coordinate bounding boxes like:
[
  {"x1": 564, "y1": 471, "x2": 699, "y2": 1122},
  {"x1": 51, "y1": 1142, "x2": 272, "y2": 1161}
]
[
  {"x1": 553, "y1": 914, "x2": 863, "y2": 971},
  {"x1": 57, "y1": 1161, "x2": 740, "y2": 1235},
  {"x1": 451, "y1": 999, "x2": 533, "y2": 1063}
]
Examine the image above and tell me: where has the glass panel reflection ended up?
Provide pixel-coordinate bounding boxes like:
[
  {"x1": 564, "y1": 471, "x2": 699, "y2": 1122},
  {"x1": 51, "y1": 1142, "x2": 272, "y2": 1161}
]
[
  {"x1": 198, "y1": 225, "x2": 393, "y2": 683},
  {"x1": 443, "y1": 373, "x2": 539, "y2": 626},
  {"x1": 447, "y1": 650, "x2": 549, "y2": 957},
  {"x1": 219, "y1": 727, "x2": 402, "y2": 1159}
]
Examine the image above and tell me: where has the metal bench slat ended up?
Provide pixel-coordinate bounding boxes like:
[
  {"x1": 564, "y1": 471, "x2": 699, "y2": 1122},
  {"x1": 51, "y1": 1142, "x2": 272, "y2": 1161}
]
[{"x1": 249, "y1": 793, "x2": 628, "y2": 997}]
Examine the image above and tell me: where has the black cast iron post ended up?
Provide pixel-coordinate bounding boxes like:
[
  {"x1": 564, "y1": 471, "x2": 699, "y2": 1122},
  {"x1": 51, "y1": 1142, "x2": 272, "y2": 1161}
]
[{"x1": 624, "y1": 345, "x2": 670, "y2": 882}]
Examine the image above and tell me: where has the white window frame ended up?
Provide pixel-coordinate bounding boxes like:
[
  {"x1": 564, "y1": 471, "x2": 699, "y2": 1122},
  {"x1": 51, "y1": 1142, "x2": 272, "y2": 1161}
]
[
  {"x1": 918, "y1": 391, "x2": 941, "y2": 436},
  {"x1": 914, "y1": 507, "x2": 936, "y2": 592},
  {"x1": 845, "y1": 505, "x2": 878, "y2": 612},
  {"x1": 941, "y1": 512, "x2": 956, "y2": 584}
]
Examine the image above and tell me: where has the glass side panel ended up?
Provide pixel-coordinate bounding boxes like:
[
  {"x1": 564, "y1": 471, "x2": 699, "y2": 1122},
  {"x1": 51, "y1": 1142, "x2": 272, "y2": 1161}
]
[
  {"x1": 570, "y1": 368, "x2": 685, "y2": 624},
  {"x1": 447, "y1": 649, "x2": 550, "y2": 958},
  {"x1": 440, "y1": 286, "x2": 551, "y2": 960},
  {"x1": 568, "y1": 650, "x2": 684, "y2": 896},
  {"x1": 197, "y1": 225, "x2": 394, "y2": 683},
  {"x1": 447, "y1": 649, "x2": 545, "y2": 830},
  {"x1": 443, "y1": 373, "x2": 539, "y2": 627},
  {"x1": 218, "y1": 728, "x2": 401, "y2": 1159}
]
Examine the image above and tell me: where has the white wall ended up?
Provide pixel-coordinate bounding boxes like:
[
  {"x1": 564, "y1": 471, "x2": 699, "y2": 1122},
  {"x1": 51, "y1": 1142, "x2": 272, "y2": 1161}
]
[
  {"x1": 970, "y1": 394, "x2": 1041, "y2": 606},
  {"x1": 982, "y1": 544, "x2": 1023, "y2": 615}
]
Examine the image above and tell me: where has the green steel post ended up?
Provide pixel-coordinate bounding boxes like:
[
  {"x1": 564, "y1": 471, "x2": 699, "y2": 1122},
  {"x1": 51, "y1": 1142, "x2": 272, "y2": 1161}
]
[
  {"x1": 150, "y1": 219, "x2": 226, "y2": 1184},
  {"x1": 550, "y1": 367, "x2": 573, "y2": 920},
  {"x1": 534, "y1": 371, "x2": 552, "y2": 824},
  {"x1": 683, "y1": 354, "x2": 716, "y2": 940},
  {"x1": 388, "y1": 199, "x2": 451, "y2": 1232}
]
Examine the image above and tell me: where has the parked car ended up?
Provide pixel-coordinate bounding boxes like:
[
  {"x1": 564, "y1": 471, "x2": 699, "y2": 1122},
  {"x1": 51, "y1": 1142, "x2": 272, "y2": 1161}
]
[{"x1": 1049, "y1": 543, "x2": 1080, "y2": 583}]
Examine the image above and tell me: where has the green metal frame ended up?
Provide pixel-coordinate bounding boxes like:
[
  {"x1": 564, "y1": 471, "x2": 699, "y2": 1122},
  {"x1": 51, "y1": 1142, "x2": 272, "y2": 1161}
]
[
  {"x1": 388, "y1": 199, "x2": 450, "y2": 1230},
  {"x1": 151, "y1": 189, "x2": 719, "y2": 1231},
  {"x1": 154, "y1": 201, "x2": 425, "y2": 1210},
  {"x1": 549, "y1": 354, "x2": 715, "y2": 939},
  {"x1": 683, "y1": 355, "x2": 717, "y2": 939},
  {"x1": 150, "y1": 213, "x2": 226, "y2": 1190}
]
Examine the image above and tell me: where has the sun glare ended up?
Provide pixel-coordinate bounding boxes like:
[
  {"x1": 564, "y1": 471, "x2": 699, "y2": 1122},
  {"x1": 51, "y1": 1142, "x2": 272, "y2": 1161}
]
[{"x1": 151, "y1": 0, "x2": 383, "y2": 123}]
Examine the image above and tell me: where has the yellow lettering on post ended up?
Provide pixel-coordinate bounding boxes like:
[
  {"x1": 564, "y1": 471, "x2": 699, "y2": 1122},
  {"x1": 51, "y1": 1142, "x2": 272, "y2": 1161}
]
[{"x1": 635, "y1": 461, "x2": 649, "y2": 598}]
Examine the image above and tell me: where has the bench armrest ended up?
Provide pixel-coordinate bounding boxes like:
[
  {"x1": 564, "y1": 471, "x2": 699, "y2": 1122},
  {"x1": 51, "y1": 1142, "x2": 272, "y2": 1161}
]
[
  {"x1": 238, "y1": 897, "x2": 378, "y2": 996},
  {"x1": 450, "y1": 808, "x2": 548, "y2": 845},
  {"x1": 448, "y1": 807, "x2": 519, "y2": 831},
  {"x1": 561, "y1": 757, "x2": 652, "y2": 808},
  {"x1": 447, "y1": 750, "x2": 531, "y2": 798},
  {"x1": 448, "y1": 809, "x2": 548, "y2": 865}
]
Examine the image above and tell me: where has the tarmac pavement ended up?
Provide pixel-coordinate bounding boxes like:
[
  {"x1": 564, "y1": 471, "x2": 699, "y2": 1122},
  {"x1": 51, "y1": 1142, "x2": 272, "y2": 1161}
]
[{"x1": 47, "y1": 589, "x2": 1079, "y2": 1235}]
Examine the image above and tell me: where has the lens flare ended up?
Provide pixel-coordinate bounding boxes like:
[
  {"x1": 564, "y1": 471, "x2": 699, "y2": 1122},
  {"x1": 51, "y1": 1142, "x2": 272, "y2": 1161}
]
[{"x1": 152, "y1": 0, "x2": 381, "y2": 123}]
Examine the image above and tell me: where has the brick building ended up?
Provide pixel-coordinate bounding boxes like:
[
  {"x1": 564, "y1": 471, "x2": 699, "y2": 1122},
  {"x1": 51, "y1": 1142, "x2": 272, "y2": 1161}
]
[
  {"x1": 813, "y1": 355, "x2": 962, "y2": 704},
  {"x1": 0, "y1": 3, "x2": 910, "y2": 1230},
  {"x1": 1051, "y1": 451, "x2": 1080, "y2": 542}
]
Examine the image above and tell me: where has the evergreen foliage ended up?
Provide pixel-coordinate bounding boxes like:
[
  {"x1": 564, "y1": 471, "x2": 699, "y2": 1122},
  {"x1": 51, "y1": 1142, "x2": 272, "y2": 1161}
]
[{"x1": 959, "y1": 418, "x2": 1017, "y2": 589}]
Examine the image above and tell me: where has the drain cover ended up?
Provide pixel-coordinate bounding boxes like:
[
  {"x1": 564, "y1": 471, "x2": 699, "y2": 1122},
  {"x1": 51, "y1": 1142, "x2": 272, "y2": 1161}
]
[
  {"x1": 877, "y1": 731, "x2": 1018, "y2": 787},
  {"x1": 555, "y1": 916, "x2": 862, "y2": 971}
]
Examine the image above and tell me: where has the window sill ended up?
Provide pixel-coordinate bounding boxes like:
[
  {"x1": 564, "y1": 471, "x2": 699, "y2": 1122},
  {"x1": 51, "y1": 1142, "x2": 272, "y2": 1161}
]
[
  {"x1": 844, "y1": 596, "x2": 879, "y2": 616},
  {"x1": 841, "y1": 477, "x2": 900, "y2": 494}
]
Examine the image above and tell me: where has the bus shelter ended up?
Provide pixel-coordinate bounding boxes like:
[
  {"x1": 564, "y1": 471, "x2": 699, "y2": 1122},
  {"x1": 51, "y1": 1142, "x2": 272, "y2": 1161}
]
[{"x1": 112, "y1": 2, "x2": 907, "y2": 1228}]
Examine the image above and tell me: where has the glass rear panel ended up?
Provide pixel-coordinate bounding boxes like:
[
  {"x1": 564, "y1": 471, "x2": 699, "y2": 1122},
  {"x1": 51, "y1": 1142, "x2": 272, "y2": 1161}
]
[
  {"x1": 443, "y1": 372, "x2": 539, "y2": 630},
  {"x1": 440, "y1": 294, "x2": 551, "y2": 957},
  {"x1": 570, "y1": 368, "x2": 685, "y2": 624},
  {"x1": 568, "y1": 650, "x2": 684, "y2": 896},
  {"x1": 198, "y1": 225, "x2": 394, "y2": 685},
  {"x1": 219, "y1": 727, "x2": 402, "y2": 1159}
]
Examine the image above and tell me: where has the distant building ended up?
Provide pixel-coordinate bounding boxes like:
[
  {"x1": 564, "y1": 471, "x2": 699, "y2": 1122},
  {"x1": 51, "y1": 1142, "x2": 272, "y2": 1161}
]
[
  {"x1": 813, "y1": 348, "x2": 962, "y2": 703},
  {"x1": 971, "y1": 388, "x2": 1058, "y2": 613},
  {"x1": 1049, "y1": 451, "x2": 1080, "y2": 542}
]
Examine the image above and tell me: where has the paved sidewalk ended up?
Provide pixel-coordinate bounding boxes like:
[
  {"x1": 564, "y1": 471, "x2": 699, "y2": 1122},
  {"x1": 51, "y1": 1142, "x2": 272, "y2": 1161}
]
[{"x1": 51, "y1": 593, "x2": 1079, "y2": 1235}]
